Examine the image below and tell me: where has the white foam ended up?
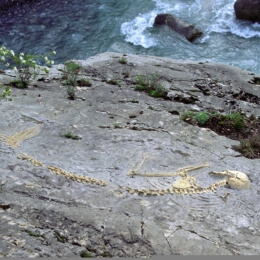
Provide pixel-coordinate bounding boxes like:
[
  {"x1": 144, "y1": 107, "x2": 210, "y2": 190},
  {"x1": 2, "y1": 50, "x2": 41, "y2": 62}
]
[
  {"x1": 209, "y1": 1, "x2": 260, "y2": 38},
  {"x1": 121, "y1": 12, "x2": 157, "y2": 48},
  {"x1": 120, "y1": 0, "x2": 188, "y2": 48},
  {"x1": 121, "y1": 0, "x2": 260, "y2": 49}
]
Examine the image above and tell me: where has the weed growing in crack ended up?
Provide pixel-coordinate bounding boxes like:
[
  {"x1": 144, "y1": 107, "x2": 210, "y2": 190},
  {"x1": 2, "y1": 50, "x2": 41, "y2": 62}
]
[
  {"x1": 64, "y1": 132, "x2": 82, "y2": 140},
  {"x1": 24, "y1": 229, "x2": 45, "y2": 239},
  {"x1": 106, "y1": 79, "x2": 120, "y2": 86},
  {"x1": 80, "y1": 251, "x2": 95, "y2": 258},
  {"x1": 61, "y1": 61, "x2": 81, "y2": 99},
  {"x1": 180, "y1": 110, "x2": 259, "y2": 158},
  {"x1": 226, "y1": 112, "x2": 245, "y2": 130},
  {"x1": 233, "y1": 132, "x2": 260, "y2": 159},
  {"x1": 195, "y1": 111, "x2": 210, "y2": 125},
  {"x1": 119, "y1": 57, "x2": 127, "y2": 64},
  {"x1": 0, "y1": 83, "x2": 12, "y2": 100},
  {"x1": 134, "y1": 73, "x2": 168, "y2": 98}
]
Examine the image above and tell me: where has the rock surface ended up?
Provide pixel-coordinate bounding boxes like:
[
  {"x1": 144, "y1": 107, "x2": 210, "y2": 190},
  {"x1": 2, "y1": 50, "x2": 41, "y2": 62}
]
[
  {"x1": 234, "y1": 0, "x2": 260, "y2": 23},
  {"x1": 0, "y1": 52, "x2": 260, "y2": 257},
  {"x1": 154, "y1": 14, "x2": 203, "y2": 42}
]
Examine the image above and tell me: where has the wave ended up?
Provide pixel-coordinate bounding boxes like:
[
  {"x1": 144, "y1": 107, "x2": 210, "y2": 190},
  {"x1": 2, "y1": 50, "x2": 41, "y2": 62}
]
[{"x1": 120, "y1": 0, "x2": 260, "y2": 48}]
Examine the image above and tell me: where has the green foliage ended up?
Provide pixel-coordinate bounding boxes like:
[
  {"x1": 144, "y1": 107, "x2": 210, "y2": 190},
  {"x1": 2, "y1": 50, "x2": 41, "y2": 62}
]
[
  {"x1": 134, "y1": 85, "x2": 146, "y2": 91},
  {"x1": 181, "y1": 111, "x2": 245, "y2": 129},
  {"x1": 62, "y1": 61, "x2": 82, "y2": 99},
  {"x1": 180, "y1": 111, "x2": 195, "y2": 121},
  {"x1": 64, "y1": 132, "x2": 81, "y2": 140},
  {"x1": 134, "y1": 74, "x2": 168, "y2": 98},
  {"x1": 226, "y1": 112, "x2": 245, "y2": 130},
  {"x1": 24, "y1": 229, "x2": 45, "y2": 239},
  {"x1": 0, "y1": 45, "x2": 55, "y2": 86},
  {"x1": 113, "y1": 121, "x2": 121, "y2": 128},
  {"x1": 62, "y1": 61, "x2": 81, "y2": 86},
  {"x1": 66, "y1": 85, "x2": 75, "y2": 100},
  {"x1": 233, "y1": 133, "x2": 260, "y2": 159},
  {"x1": 9, "y1": 79, "x2": 28, "y2": 89},
  {"x1": 54, "y1": 230, "x2": 68, "y2": 243},
  {"x1": 77, "y1": 78, "x2": 92, "y2": 87},
  {"x1": 119, "y1": 57, "x2": 127, "y2": 64},
  {"x1": 80, "y1": 251, "x2": 95, "y2": 258},
  {"x1": 195, "y1": 111, "x2": 210, "y2": 125},
  {"x1": 0, "y1": 84, "x2": 12, "y2": 99},
  {"x1": 106, "y1": 79, "x2": 120, "y2": 86}
]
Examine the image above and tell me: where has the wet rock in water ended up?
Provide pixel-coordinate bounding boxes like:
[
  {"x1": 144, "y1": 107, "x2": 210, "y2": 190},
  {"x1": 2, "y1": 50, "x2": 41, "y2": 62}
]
[
  {"x1": 153, "y1": 13, "x2": 203, "y2": 42},
  {"x1": 234, "y1": 0, "x2": 260, "y2": 23}
]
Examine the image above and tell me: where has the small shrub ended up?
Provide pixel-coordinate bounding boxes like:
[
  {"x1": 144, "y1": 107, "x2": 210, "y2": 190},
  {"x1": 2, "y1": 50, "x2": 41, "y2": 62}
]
[
  {"x1": 119, "y1": 57, "x2": 127, "y2": 64},
  {"x1": 106, "y1": 79, "x2": 120, "y2": 86},
  {"x1": 8, "y1": 79, "x2": 28, "y2": 89},
  {"x1": 0, "y1": 45, "x2": 55, "y2": 87},
  {"x1": 80, "y1": 251, "x2": 95, "y2": 258},
  {"x1": 180, "y1": 111, "x2": 195, "y2": 122},
  {"x1": 227, "y1": 112, "x2": 245, "y2": 130},
  {"x1": 64, "y1": 132, "x2": 81, "y2": 140},
  {"x1": 135, "y1": 85, "x2": 146, "y2": 91},
  {"x1": 233, "y1": 133, "x2": 260, "y2": 159},
  {"x1": 62, "y1": 61, "x2": 81, "y2": 86},
  {"x1": 24, "y1": 229, "x2": 45, "y2": 239},
  {"x1": 54, "y1": 230, "x2": 68, "y2": 243},
  {"x1": 0, "y1": 84, "x2": 12, "y2": 99},
  {"x1": 135, "y1": 74, "x2": 168, "y2": 98},
  {"x1": 77, "y1": 78, "x2": 92, "y2": 87},
  {"x1": 66, "y1": 85, "x2": 75, "y2": 100},
  {"x1": 195, "y1": 112, "x2": 210, "y2": 125},
  {"x1": 62, "y1": 61, "x2": 82, "y2": 99}
]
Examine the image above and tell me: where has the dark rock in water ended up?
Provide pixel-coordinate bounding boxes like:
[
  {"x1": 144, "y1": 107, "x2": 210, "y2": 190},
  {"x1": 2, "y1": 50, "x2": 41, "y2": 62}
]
[
  {"x1": 153, "y1": 13, "x2": 203, "y2": 42},
  {"x1": 234, "y1": 0, "x2": 260, "y2": 23}
]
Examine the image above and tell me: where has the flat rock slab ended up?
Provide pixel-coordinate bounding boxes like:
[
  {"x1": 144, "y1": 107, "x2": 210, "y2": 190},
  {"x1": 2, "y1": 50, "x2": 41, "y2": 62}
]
[{"x1": 0, "y1": 52, "x2": 260, "y2": 257}]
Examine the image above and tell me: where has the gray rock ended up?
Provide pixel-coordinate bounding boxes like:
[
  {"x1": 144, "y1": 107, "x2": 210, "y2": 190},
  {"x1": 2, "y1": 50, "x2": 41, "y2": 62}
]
[
  {"x1": 0, "y1": 52, "x2": 259, "y2": 257},
  {"x1": 234, "y1": 0, "x2": 260, "y2": 23}
]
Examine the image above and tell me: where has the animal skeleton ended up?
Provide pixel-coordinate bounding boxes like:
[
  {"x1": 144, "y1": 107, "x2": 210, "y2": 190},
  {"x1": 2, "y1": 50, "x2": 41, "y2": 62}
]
[
  {"x1": 0, "y1": 126, "x2": 41, "y2": 148},
  {"x1": 1, "y1": 126, "x2": 250, "y2": 195},
  {"x1": 126, "y1": 153, "x2": 250, "y2": 196}
]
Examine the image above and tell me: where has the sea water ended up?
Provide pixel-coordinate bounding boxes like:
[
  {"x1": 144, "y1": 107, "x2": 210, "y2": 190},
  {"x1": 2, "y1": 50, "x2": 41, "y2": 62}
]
[{"x1": 0, "y1": 0, "x2": 259, "y2": 74}]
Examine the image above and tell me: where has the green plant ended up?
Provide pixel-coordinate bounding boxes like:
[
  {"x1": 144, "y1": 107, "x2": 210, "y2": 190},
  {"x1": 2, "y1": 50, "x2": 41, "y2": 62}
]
[
  {"x1": 0, "y1": 45, "x2": 55, "y2": 87},
  {"x1": 54, "y1": 230, "x2": 68, "y2": 243},
  {"x1": 233, "y1": 133, "x2": 260, "y2": 159},
  {"x1": 134, "y1": 74, "x2": 168, "y2": 98},
  {"x1": 106, "y1": 79, "x2": 120, "y2": 86},
  {"x1": 64, "y1": 132, "x2": 81, "y2": 140},
  {"x1": 62, "y1": 61, "x2": 81, "y2": 85},
  {"x1": 180, "y1": 111, "x2": 195, "y2": 122},
  {"x1": 227, "y1": 112, "x2": 245, "y2": 130},
  {"x1": 9, "y1": 79, "x2": 28, "y2": 89},
  {"x1": 195, "y1": 111, "x2": 210, "y2": 125},
  {"x1": 0, "y1": 84, "x2": 12, "y2": 99},
  {"x1": 62, "y1": 61, "x2": 82, "y2": 99},
  {"x1": 77, "y1": 78, "x2": 92, "y2": 87},
  {"x1": 113, "y1": 121, "x2": 121, "y2": 128},
  {"x1": 80, "y1": 251, "x2": 95, "y2": 258},
  {"x1": 24, "y1": 229, "x2": 45, "y2": 239},
  {"x1": 119, "y1": 57, "x2": 127, "y2": 64},
  {"x1": 66, "y1": 85, "x2": 76, "y2": 100}
]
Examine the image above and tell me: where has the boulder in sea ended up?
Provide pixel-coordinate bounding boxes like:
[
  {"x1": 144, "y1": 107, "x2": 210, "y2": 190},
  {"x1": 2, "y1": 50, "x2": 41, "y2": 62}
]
[
  {"x1": 153, "y1": 13, "x2": 203, "y2": 42},
  {"x1": 234, "y1": 0, "x2": 260, "y2": 23}
]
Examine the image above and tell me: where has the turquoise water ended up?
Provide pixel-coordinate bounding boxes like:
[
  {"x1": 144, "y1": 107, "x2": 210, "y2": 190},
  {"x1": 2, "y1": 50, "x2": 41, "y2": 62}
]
[{"x1": 0, "y1": 0, "x2": 260, "y2": 73}]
